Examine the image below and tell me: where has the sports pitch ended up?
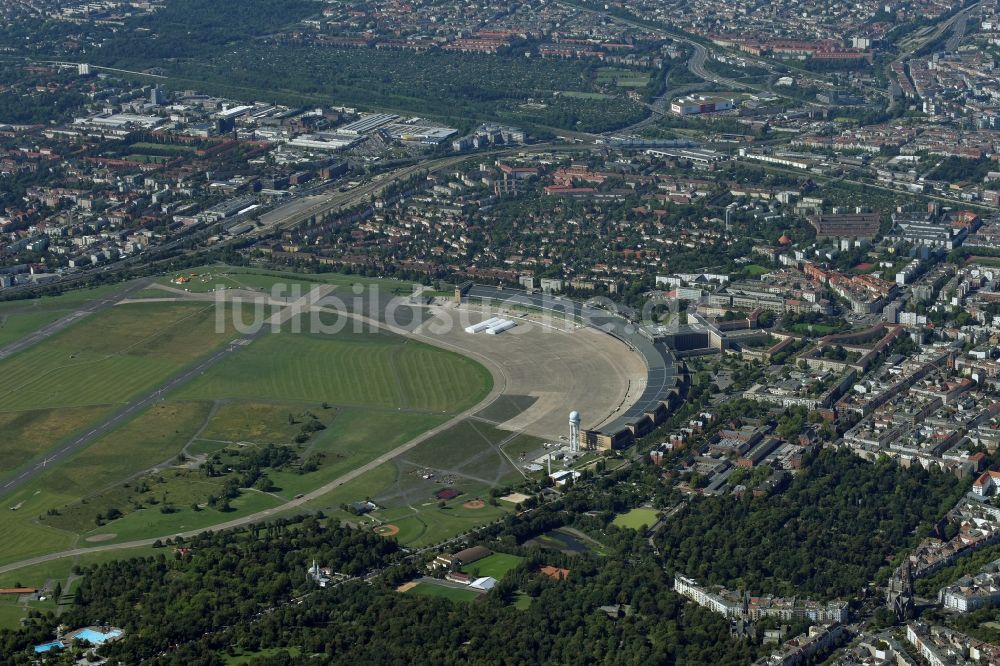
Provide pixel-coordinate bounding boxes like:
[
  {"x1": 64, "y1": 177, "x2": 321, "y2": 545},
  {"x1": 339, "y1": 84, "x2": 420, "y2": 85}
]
[
  {"x1": 612, "y1": 507, "x2": 661, "y2": 530},
  {"x1": 407, "y1": 582, "x2": 481, "y2": 603},
  {"x1": 462, "y1": 552, "x2": 525, "y2": 579}
]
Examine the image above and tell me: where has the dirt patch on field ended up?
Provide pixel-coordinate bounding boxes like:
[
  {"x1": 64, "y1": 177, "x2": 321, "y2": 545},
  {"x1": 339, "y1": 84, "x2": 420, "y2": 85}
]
[
  {"x1": 374, "y1": 524, "x2": 400, "y2": 537},
  {"x1": 500, "y1": 492, "x2": 531, "y2": 505},
  {"x1": 463, "y1": 500, "x2": 486, "y2": 510},
  {"x1": 396, "y1": 581, "x2": 418, "y2": 593},
  {"x1": 85, "y1": 533, "x2": 117, "y2": 543}
]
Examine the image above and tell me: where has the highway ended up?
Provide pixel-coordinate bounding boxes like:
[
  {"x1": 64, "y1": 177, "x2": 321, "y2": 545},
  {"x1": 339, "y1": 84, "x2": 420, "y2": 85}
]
[
  {"x1": 684, "y1": 42, "x2": 752, "y2": 92},
  {"x1": 886, "y1": 0, "x2": 981, "y2": 108}
]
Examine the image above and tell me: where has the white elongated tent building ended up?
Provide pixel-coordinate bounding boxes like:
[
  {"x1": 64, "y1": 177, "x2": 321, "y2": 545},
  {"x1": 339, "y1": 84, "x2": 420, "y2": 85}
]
[
  {"x1": 485, "y1": 319, "x2": 516, "y2": 335},
  {"x1": 464, "y1": 317, "x2": 503, "y2": 334}
]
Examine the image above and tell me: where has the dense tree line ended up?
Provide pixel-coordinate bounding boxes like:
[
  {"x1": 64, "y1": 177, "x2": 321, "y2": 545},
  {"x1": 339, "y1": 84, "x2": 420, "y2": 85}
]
[
  {"x1": 655, "y1": 450, "x2": 967, "y2": 598},
  {"x1": 138, "y1": 558, "x2": 761, "y2": 666},
  {"x1": 0, "y1": 515, "x2": 398, "y2": 662}
]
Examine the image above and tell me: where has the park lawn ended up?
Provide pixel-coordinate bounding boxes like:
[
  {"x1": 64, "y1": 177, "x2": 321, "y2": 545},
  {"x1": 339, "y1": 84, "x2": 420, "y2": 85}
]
[
  {"x1": 156, "y1": 271, "x2": 249, "y2": 293},
  {"x1": 266, "y1": 409, "x2": 448, "y2": 500},
  {"x1": 215, "y1": 272, "x2": 337, "y2": 295},
  {"x1": 613, "y1": 78, "x2": 650, "y2": 87},
  {"x1": 43, "y1": 466, "x2": 223, "y2": 535},
  {"x1": 76, "y1": 488, "x2": 283, "y2": 545},
  {"x1": 399, "y1": 419, "x2": 526, "y2": 487},
  {"x1": 513, "y1": 592, "x2": 533, "y2": 610},
  {"x1": 559, "y1": 91, "x2": 612, "y2": 100},
  {"x1": 29, "y1": 407, "x2": 444, "y2": 546},
  {"x1": 595, "y1": 67, "x2": 650, "y2": 87},
  {"x1": 374, "y1": 499, "x2": 509, "y2": 548},
  {"x1": 743, "y1": 264, "x2": 770, "y2": 277},
  {"x1": 197, "y1": 400, "x2": 323, "y2": 445},
  {"x1": 0, "y1": 402, "x2": 212, "y2": 563},
  {"x1": 0, "y1": 310, "x2": 68, "y2": 348},
  {"x1": 298, "y1": 462, "x2": 398, "y2": 516},
  {"x1": 0, "y1": 517, "x2": 75, "y2": 568},
  {"x1": 0, "y1": 545, "x2": 157, "y2": 590},
  {"x1": 612, "y1": 507, "x2": 660, "y2": 530},
  {"x1": 403, "y1": 419, "x2": 511, "y2": 467},
  {"x1": 0, "y1": 405, "x2": 113, "y2": 477},
  {"x1": 130, "y1": 287, "x2": 187, "y2": 300},
  {"x1": 463, "y1": 552, "x2": 525, "y2": 579},
  {"x1": 377, "y1": 514, "x2": 428, "y2": 544},
  {"x1": 125, "y1": 154, "x2": 169, "y2": 163},
  {"x1": 788, "y1": 323, "x2": 840, "y2": 336},
  {"x1": 37, "y1": 401, "x2": 214, "y2": 507},
  {"x1": 174, "y1": 328, "x2": 492, "y2": 413},
  {"x1": 969, "y1": 256, "x2": 1000, "y2": 268},
  {"x1": 407, "y1": 582, "x2": 481, "y2": 603},
  {"x1": 0, "y1": 596, "x2": 58, "y2": 630},
  {"x1": 0, "y1": 302, "x2": 241, "y2": 411},
  {"x1": 500, "y1": 433, "x2": 546, "y2": 460}
]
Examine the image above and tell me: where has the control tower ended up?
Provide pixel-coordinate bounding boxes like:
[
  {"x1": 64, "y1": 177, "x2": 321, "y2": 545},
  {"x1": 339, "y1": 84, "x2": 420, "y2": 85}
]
[{"x1": 569, "y1": 411, "x2": 581, "y2": 453}]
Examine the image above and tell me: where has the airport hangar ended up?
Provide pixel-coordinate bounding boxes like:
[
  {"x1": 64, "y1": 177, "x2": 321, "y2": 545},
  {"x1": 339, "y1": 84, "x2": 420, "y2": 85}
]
[{"x1": 463, "y1": 285, "x2": 685, "y2": 450}]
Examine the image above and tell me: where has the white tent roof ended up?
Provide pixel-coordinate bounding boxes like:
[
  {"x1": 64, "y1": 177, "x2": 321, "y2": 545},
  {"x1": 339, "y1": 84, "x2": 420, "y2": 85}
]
[{"x1": 470, "y1": 576, "x2": 497, "y2": 591}]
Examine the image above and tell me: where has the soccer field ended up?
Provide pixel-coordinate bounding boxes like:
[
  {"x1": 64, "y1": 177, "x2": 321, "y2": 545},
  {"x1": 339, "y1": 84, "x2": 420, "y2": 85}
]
[
  {"x1": 463, "y1": 553, "x2": 525, "y2": 579},
  {"x1": 612, "y1": 508, "x2": 661, "y2": 530},
  {"x1": 407, "y1": 582, "x2": 481, "y2": 603}
]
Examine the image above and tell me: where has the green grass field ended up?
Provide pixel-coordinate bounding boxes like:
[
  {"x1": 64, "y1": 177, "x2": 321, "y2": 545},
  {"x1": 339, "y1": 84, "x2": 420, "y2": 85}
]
[
  {"x1": 0, "y1": 402, "x2": 214, "y2": 564},
  {"x1": 78, "y1": 489, "x2": 283, "y2": 545},
  {"x1": 612, "y1": 507, "x2": 660, "y2": 530},
  {"x1": 264, "y1": 409, "x2": 447, "y2": 500},
  {"x1": 398, "y1": 419, "x2": 524, "y2": 488},
  {"x1": 129, "y1": 142, "x2": 195, "y2": 154},
  {"x1": 559, "y1": 91, "x2": 612, "y2": 100},
  {"x1": 125, "y1": 154, "x2": 169, "y2": 164},
  {"x1": 372, "y1": 501, "x2": 509, "y2": 548},
  {"x1": 743, "y1": 264, "x2": 771, "y2": 277},
  {"x1": 463, "y1": 552, "x2": 525, "y2": 579},
  {"x1": 0, "y1": 302, "x2": 238, "y2": 411},
  {"x1": 196, "y1": 401, "x2": 315, "y2": 445},
  {"x1": 596, "y1": 67, "x2": 650, "y2": 88},
  {"x1": 407, "y1": 582, "x2": 481, "y2": 603},
  {"x1": 175, "y1": 329, "x2": 492, "y2": 413},
  {"x1": 0, "y1": 274, "x2": 500, "y2": 571},
  {"x1": 0, "y1": 405, "x2": 112, "y2": 476},
  {"x1": 0, "y1": 310, "x2": 66, "y2": 348}
]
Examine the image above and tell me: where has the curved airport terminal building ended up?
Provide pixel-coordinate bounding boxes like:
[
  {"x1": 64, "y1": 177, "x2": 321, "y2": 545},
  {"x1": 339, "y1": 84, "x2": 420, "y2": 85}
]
[{"x1": 465, "y1": 284, "x2": 684, "y2": 450}]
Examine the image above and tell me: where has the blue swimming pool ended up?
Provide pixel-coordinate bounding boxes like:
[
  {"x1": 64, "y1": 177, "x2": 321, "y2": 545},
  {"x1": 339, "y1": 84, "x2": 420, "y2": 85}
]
[
  {"x1": 34, "y1": 641, "x2": 64, "y2": 653},
  {"x1": 74, "y1": 627, "x2": 122, "y2": 644}
]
